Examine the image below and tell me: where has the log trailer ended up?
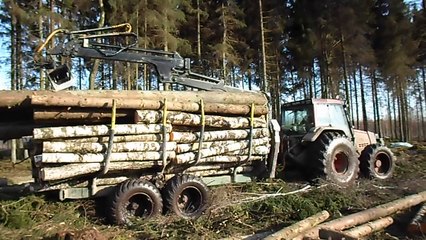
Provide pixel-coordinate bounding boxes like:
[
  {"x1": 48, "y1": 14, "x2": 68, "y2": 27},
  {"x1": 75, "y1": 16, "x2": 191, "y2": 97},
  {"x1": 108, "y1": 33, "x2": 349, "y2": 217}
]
[{"x1": 0, "y1": 24, "x2": 395, "y2": 225}]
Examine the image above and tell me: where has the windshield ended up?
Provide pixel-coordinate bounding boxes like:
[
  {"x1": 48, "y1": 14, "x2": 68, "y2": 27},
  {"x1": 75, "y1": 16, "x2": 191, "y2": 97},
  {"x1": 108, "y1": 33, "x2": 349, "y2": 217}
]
[{"x1": 281, "y1": 108, "x2": 313, "y2": 134}]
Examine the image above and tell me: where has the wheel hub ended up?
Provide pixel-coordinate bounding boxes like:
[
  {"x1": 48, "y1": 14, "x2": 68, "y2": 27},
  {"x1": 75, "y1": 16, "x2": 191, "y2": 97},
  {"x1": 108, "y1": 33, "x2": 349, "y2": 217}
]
[{"x1": 333, "y1": 152, "x2": 349, "y2": 174}]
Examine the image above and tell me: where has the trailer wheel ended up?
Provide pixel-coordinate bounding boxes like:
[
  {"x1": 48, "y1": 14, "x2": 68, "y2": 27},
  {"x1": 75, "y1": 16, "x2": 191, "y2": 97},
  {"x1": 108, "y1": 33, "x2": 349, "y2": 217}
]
[
  {"x1": 164, "y1": 175, "x2": 209, "y2": 219},
  {"x1": 360, "y1": 145, "x2": 395, "y2": 180},
  {"x1": 310, "y1": 132, "x2": 359, "y2": 186},
  {"x1": 109, "y1": 179, "x2": 163, "y2": 225}
]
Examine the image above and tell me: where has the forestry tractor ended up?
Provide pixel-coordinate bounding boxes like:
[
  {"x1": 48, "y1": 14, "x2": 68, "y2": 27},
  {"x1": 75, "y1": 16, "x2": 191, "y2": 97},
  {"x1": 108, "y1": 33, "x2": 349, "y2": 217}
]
[{"x1": 0, "y1": 23, "x2": 395, "y2": 225}]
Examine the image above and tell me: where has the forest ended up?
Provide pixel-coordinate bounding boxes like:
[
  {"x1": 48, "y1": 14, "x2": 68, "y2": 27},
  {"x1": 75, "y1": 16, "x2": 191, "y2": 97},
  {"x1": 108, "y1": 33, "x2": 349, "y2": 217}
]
[{"x1": 0, "y1": 0, "x2": 425, "y2": 141}]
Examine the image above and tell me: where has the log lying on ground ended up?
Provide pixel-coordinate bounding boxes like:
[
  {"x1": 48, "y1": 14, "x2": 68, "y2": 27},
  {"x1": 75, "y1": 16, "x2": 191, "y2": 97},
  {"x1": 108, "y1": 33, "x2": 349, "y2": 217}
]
[
  {"x1": 299, "y1": 190, "x2": 426, "y2": 239},
  {"x1": 343, "y1": 216, "x2": 394, "y2": 238},
  {"x1": 39, "y1": 161, "x2": 162, "y2": 181},
  {"x1": 135, "y1": 110, "x2": 267, "y2": 128},
  {"x1": 170, "y1": 128, "x2": 269, "y2": 143},
  {"x1": 34, "y1": 124, "x2": 172, "y2": 139},
  {"x1": 42, "y1": 141, "x2": 177, "y2": 153},
  {"x1": 34, "y1": 151, "x2": 176, "y2": 165},
  {"x1": 407, "y1": 203, "x2": 426, "y2": 235},
  {"x1": 264, "y1": 210, "x2": 330, "y2": 240}
]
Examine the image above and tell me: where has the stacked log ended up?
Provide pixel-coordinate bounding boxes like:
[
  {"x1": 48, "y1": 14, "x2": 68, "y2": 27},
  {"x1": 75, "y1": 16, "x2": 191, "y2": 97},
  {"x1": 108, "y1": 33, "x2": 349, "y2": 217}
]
[{"x1": 18, "y1": 90, "x2": 271, "y2": 185}]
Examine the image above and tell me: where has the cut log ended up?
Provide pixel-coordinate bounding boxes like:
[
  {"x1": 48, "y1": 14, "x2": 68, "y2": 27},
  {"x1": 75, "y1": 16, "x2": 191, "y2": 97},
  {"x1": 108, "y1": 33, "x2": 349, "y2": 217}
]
[
  {"x1": 0, "y1": 91, "x2": 31, "y2": 108},
  {"x1": 34, "y1": 151, "x2": 176, "y2": 165},
  {"x1": 407, "y1": 203, "x2": 426, "y2": 235},
  {"x1": 33, "y1": 108, "x2": 132, "y2": 121},
  {"x1": 59, "y1": 134, "x2": 166, "y2": 143},
  {"x1": 42, "y1": 141, "x2": 176, "y2": 153},
  {"x1": 343, "y1": 217, "x2": 394, "y2": 238},
  {"x1": 317, "y1": 229, "x2": 358, "y2": 240},
  {"x1": 40, "y1": 161, "x2": 162, "y2": 181},
  {"x1": 264, "y1": 210, "x2": 330, "y2": 240},
  {"x1": 135, "y1": 110, "x2": 267, "y2": 128},
  {"x1": 175, "y1": 137, "x2": 269, "y2": 154},
  {"x1": 174, "y1": 139, "x2": 270, "y2": 163},
  {"x1": 300, "y1": 191, "x2": 426, "y2": 239},
  {"x1": 170, "y1": 128, "x2": 270, "y2": 143},
  {"x1": 33, "y1": 124, "x2": 171, "y2": 139},
  {"x1": 30, "y1": 90, "x2": 268, "y2": 105}
]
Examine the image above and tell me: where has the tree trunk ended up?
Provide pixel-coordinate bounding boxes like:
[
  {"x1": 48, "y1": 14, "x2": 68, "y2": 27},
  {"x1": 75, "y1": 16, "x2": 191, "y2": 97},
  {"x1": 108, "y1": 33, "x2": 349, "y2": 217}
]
[
  {"x1": 259, "y1": 0, "x2": 267, "y2": 92},
  {"x1": 353, "y1": 69, "x2": 360, "y2": 129},
  {"x1": 301, "y1": 191, "x2": 426, "y2": 239},
  {"x1": 264, "y1": 210, "x2": 330, "y2": 240},
  {"x1": 39, "y1": 0, "x2": 45, "y2": 90},
  {"x1": 359, "y1": 66, "x2": 368, "y2": 131},
  {"x1": 88, "y1": 0, "x2": 105, "y2": 90}
]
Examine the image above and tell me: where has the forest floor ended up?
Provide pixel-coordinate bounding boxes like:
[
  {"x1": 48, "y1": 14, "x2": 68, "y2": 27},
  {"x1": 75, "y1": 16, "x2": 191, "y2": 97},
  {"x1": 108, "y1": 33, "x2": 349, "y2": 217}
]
[{"x1": 0, "y1": 143, "x2": 425, "y2": 240}]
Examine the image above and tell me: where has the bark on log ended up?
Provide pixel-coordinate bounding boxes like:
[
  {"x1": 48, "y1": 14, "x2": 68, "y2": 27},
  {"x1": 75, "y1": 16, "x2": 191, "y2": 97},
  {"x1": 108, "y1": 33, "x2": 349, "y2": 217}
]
[
  {"x1": 34, "y1": 151, "x2": 176, "y2": 165},
  {"x1": 30, "y1": 90, "x2": 268, "y2": 105},
  {"x1": 170, "y1": 128, "x2": 270, "y2": 143},
  {"x1": 343, "y1": 217, "x2": 394, "y2": 238},
  {"x1": 264, "y1": 210, "x2": 330, "y2": 240},
  {"x1": 174, "y1": 139, "x2": 270, "y2": 163},
  {"x1": 175, "y1": 138, "x2": 269, "y2": 153},
  {"x1": 40, "y1": 161, "x2": 161, "y2": 181},
  {"x1": 135, "y1": 110, "x2": 267, "y2": 128},
  {"x1": 317, "y1": 229, "x2": 358, "y2": 240},
  {"x1": 33, "y1": 108, "x2": 132, "y2": 121},
  {"x1": 0, "y1": 91, "x2": 31, "y2": 108},
  {"x1": 300, "y1": 191, "x2": 426, "y2": 239},
  {"x1": 42, "y1": 141, "x2": 176, "y2": 153},
  {"x1": 32, "y1": 95, "x2": 268, "y2": 116},
  {"x1": 33, "y1": 124, "x2": 171, "y2": 139},
  {"x1": 59, "y1": 134, "x2": 166, "y2": 143}
]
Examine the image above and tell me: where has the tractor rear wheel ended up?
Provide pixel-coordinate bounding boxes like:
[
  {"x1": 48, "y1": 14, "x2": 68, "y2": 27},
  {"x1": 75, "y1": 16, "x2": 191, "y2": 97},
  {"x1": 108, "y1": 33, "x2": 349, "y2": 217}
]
[
  {"x1": 310, "y1": 132, "x2": 359, "y2": 186},
  {"x1": 360, "y1": 145, "x2": 395, "y2": 180}
]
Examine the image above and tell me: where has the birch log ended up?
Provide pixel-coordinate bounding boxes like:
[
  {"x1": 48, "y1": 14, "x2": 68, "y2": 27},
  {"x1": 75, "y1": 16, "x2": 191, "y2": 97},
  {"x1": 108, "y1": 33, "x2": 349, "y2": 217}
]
[
  {"x1": 59, "y1": 134, "x2": 166, "y2": 143},
  {"x1": 264, "y1": 210, "x2": 330, "y2": 240},
  {"x1": 300, "y1": 190, "x2": 426, "y2": 239},
  {"x1": 135, "y1": 110, "x2": 267, "y2": 128},
  {"x1": 40, "y1": 161, "x2": 161, "y2": 181},
  {"x1": 174, "y1": 139, "x2": 270, "y2": 163},
  {"x1": 42, "y1": 141, "x2": 176, "y2": 153},
  {"x1": 170, "y1": 128, "x2": 270, "y2": 143},
  {"x1": 34, "y1": 151, "x2": 176, "y2": 165},
  {"x1": 176, "y1": 138, "x2": 270, "y2": 153},
  {"x1": 33, "y1": 124, "x2": 171, "y2": 139},
  {"x1": 343, "y1": 217, "x2": 394, "y2": 238}
]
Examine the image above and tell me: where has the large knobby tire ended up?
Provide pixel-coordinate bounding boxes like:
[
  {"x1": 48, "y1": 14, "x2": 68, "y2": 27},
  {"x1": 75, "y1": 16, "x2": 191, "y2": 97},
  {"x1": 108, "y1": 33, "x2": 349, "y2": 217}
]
[
  {"x1": 310, "y1": 132, "x2": 359, "y2": 186},
  {"x1": 108, "y1": 179, "x2": 163, "y2": 225},
  {"x1": 164, "y1": 175, "x2": 209, "y2": 219},
  {"x1": 360, "y1": 145, "x2": 395, "y2": 180}
]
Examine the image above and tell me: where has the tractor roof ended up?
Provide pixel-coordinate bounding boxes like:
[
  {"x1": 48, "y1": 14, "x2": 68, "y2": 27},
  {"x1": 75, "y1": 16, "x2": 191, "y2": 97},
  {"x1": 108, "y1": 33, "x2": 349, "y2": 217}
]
[{"x1": 282, "y1": 98, "x2": 345, "y2": 108}]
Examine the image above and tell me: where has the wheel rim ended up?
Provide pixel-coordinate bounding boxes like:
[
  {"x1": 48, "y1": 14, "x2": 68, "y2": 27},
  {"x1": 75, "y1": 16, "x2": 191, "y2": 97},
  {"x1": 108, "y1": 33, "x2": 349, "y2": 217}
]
[
  {"x1": 177, "y1": 186, "x2": 203, "y2": 215},
  {"x1": 374, "y1": 152, "x2": 392, "y2": 175},
  {"x1": 333, "y1": 152, "x2": 349, "y2": 174},
  {"x1": 123, "y1": 193, "x2": 155, "y2": 220}
]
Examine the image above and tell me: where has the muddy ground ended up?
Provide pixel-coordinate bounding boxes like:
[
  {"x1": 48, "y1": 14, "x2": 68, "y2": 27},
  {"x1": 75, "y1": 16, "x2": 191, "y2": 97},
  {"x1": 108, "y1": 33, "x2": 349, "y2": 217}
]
[{"x1": 0, "y1": 144, "x2": 425, "y2": 240}]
